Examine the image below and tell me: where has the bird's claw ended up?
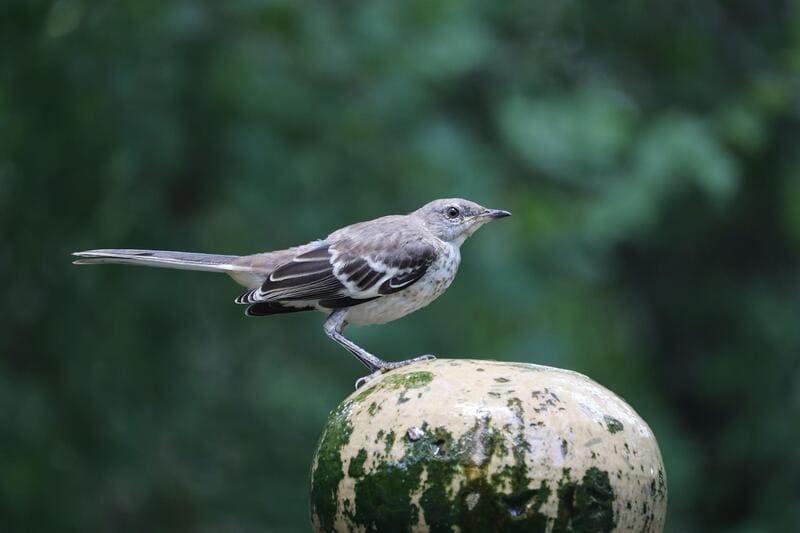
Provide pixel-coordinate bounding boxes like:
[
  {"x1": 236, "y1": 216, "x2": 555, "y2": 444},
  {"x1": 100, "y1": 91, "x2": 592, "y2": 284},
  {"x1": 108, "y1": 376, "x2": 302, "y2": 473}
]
[{"x1": 354, "y1": 371, "x2": 381, "y2": 389}]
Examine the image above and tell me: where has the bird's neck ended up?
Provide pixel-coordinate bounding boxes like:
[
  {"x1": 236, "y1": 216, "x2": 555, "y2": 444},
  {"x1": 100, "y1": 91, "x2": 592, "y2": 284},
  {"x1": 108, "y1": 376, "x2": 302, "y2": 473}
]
[{"x1": 442, "y1": 240, "x2": 462, "y2": 264}]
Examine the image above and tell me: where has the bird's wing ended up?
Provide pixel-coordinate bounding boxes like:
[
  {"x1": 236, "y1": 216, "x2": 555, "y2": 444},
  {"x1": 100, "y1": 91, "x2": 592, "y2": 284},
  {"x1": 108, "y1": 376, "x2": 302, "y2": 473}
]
[
  {"x1": 234, "y1": 244, "x2": 342, "y2": 304},
  {"x1": 235, "y1": 236, "x2": 438, "y2": 308}
]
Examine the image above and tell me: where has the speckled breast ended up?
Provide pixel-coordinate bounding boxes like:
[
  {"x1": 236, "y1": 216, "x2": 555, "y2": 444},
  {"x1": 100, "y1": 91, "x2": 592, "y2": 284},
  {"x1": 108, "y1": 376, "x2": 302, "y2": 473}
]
[
  {"x1": 310, "y1": 359, "x2": 667, "y2": 532},
  {"x1": 343, "y1": 244, "x2": 460, "y2": 326}
]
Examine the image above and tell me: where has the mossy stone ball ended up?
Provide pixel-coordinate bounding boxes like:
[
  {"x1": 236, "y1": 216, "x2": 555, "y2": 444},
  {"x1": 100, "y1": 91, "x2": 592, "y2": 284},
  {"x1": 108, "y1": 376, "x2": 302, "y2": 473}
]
[{"x1": 310, "y1": 359, "x2": 667, "y2": 532}]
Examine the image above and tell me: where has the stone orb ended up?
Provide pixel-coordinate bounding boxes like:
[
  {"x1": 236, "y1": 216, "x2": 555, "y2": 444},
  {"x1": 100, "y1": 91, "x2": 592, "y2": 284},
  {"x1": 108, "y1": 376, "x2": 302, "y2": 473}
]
[{"x1": 310, "y1": 359, "x2": 667, "y2": 532}]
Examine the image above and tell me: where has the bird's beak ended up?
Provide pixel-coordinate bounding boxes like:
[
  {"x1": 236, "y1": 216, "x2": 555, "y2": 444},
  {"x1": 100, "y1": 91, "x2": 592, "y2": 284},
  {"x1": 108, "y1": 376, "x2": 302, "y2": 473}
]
[{"x1": 482, "y1": 208, "x2": 512, "y2": 219}]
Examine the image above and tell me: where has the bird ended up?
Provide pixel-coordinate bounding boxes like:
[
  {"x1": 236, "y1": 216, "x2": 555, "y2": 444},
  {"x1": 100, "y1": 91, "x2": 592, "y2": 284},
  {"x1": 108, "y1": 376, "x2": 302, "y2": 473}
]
[{"x1": 73, "y1": 198, "x2": 511, "y2": 386}]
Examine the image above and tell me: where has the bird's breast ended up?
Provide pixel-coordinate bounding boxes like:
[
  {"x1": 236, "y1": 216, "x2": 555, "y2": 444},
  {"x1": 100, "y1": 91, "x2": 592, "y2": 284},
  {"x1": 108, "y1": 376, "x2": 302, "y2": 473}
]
[{"x1": 343, "y1": 243, "x2": 460, "y2": 326}]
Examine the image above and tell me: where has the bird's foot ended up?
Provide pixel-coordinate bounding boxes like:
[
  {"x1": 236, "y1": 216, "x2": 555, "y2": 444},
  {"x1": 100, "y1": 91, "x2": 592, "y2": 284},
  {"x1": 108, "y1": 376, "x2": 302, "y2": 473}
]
[
  {"x1": 354, "y1": 354, "x2": 436, "y2": 389},
  {"x1": 381, "y1": 354, "x2": 436, "y2": 371}
]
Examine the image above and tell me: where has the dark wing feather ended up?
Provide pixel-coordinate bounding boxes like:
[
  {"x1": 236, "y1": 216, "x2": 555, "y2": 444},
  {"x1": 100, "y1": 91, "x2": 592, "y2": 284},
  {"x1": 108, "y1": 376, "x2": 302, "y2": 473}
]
[
  {"x1": 237, "y1": 244, "x2": 344, "y2": 303},
  {"x1": 245, "y1": 302, "x2": 315, "y2": 316},
  {"x1": 378, "y1": 268, "x2": 429, "y2": 294},
  {"x1": 236, "y1": 235, "x2": 438, "y2": 308},
  {"x1": 318, "y1": 296, "x2": 380, "y2": 309},
  {"x1": 334, "y1": 254, "x2": 386, "y2": 293},
  {"x1": 373, "y1": 240, "x2": 437, "y2": 295}
]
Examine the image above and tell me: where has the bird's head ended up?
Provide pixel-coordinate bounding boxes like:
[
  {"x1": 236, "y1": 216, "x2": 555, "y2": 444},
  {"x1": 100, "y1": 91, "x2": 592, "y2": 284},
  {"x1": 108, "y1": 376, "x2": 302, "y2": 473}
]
[{"x1": 413, "y1": 198, "x2": 511, "y2": 246}]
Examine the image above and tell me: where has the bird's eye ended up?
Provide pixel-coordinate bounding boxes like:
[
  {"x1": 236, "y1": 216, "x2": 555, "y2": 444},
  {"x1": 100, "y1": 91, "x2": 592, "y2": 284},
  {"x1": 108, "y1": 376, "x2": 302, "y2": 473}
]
[{"x1": 445, "y1": 206, "x2": 460, "y2": 219}]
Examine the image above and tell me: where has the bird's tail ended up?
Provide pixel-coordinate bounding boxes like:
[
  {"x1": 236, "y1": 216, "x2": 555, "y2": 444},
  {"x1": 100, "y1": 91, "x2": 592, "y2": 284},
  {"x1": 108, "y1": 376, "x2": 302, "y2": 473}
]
[{"x1": 72, "y1": 248, "x2": 241, "y2": 273}]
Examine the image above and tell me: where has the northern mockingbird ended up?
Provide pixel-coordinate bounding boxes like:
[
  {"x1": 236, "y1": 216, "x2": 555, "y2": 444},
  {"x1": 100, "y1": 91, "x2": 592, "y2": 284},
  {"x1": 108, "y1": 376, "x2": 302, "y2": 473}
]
[{"x1": 73, "y1": 198, "x2": 511, "y2": 385}]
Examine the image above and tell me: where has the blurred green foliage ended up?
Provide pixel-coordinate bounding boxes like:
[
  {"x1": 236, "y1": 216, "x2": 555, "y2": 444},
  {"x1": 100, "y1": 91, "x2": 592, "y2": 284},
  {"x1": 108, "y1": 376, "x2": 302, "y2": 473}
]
[{"x1": 2, "y1": 0, "x2": 800, "y2": 531}]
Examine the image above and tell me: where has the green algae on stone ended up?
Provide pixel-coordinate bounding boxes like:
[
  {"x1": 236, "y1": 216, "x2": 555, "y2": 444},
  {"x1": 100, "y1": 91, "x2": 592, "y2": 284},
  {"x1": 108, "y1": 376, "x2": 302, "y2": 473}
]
[
  {"x1": 604, "y1": 415, "x2": 624, "y2": 434},
  {"x1": 575, "y1": 467, "x2": 616, "y2": 531},
  {"x1": 470, "y1": 416, "x2": 551, "y2": 531},
  {"x1": 350, "y1": 418, "x2": 556, "y2": 532},
  {"x1": 554, "y1": 467, "x2": 616, "y2": 533},
  {"x1": 419, "y1": 422, "x2": 551, "y2": 533},
  {"x1": 382, "y1": 371, "x2": 434, "y2": 390},
  {"x1": 352, "y1": 383, "x2": 380, "y2": 403},
  {"x1": 410, "y1": 426, "x2": 461, "y2": 532},
  {"x1": 487, "y1": 446, "x2": 551, "y2": 531},
  {"x1": 351, "y1": 371, "x2": 434, "y2": 407},
  {"x1": 348, "y1": 448, "x2": 368, "y2": 478},
  {"x1": 346, "y1": 425, "x2": 454, "y2": 530},
  {"x1": 348, "y1": 428, "x2": 451, "y2": 529},
  {"x1": 310, "y1": 401, "x2": 355, "y2": 532},
  {"x1": 384, "y1": 430, "x2": 396, "y2": 454},
  {"x1": 428, "y1": 400, "x2": 552, "y2": 532},
  {"x1": 352, "y1": 459, "x2": 424, "y2": 532},
  {"x1": 367, "y1": 401, "x2": 380, "y2": 416},
  {"x1": 419, "y1": 459, "x2": 459, "y2": 533},
  {"x1": 451, "y1": 477, "x2": 550, "y2": 533}
]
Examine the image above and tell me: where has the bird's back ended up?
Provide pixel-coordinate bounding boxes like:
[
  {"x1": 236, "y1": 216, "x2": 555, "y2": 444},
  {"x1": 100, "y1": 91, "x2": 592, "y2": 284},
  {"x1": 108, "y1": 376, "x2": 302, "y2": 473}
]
[{"x1": 327, "y1": 214, "x2": 426, "y2": 247}]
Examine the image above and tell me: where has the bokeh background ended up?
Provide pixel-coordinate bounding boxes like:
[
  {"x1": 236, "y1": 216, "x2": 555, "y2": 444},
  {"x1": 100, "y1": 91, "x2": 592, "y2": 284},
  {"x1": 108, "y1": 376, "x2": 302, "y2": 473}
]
[{"x1": 2, "y1": 0, "x2": 800, "y2": 531}]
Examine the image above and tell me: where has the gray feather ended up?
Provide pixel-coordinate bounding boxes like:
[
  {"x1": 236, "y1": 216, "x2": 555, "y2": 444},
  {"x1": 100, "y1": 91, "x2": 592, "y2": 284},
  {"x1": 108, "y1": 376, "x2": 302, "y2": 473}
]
[{"x1": 72, "y1": 249, "x2": 242, "y2": 273}]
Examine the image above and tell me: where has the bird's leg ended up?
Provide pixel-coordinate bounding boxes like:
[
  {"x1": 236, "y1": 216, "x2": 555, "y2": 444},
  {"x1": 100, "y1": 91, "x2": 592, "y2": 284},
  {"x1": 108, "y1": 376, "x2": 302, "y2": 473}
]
[
  {"x1": 323, "y1": 310, "x2": 435, "y2": 388},
  {"x1": 323, "y1": 310, "x2": 387, "y2": 372}
]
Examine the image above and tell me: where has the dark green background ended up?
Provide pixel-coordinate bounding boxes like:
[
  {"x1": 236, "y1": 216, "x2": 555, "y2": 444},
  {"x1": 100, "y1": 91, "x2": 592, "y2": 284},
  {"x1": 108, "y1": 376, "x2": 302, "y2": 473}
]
[{"x1": 2, "y1": 1, "x2": 799, "y2": 531}]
